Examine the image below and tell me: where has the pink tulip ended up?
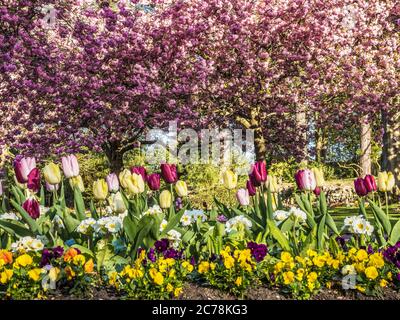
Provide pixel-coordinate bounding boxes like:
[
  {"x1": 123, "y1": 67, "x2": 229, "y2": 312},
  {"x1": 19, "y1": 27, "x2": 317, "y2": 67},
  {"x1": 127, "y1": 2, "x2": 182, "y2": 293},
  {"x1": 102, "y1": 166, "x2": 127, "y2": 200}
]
[
  {"x1": 160, "y1": 164, "x2": 178, "y2": 184},
  {"x1": 131, "y1": 166, "x2": 147, "y2": 182},
  {"x1": 46, "y1": 182, "x2": 59, "y2": 192},
  {"x1": 22, "y1": 198, "x2": 40, "y2": 220},
  {"x1": 236, "y1": 188, "x2": 250, "y2": 206},
  {"x1": 61, "y1": 155, "x2": 79, "y2": 178},
  {"x1": 27, "y1": 168, "x2": 41, "y2": 193},
  {"x1": 249, "y1": 161, "x2": 267, "y2": 186},
  {"x1": 313, "y1": 187, "x2": 321, "y2": 196},
  {"x1": 295, "y1": 169, "x2": 317, "y2": 191},
  {"x1": 147, "y1": 173, "x2": 161, "y2": 191},
  {"x1": 0, "y1": 180, "x2": 3, "y2": 196},
  {"x1": 364, "y1": 175, "x2": 377, "y2": 193},
  {"x1": 246, "y1": 179, "x2": 257, "y2": 196},
  {"x1": 13, "y1": 155, "x2": 36, "y2": 184},
  {"x1": 106, "y1": 173, "x2": 119, "y2": 193}
]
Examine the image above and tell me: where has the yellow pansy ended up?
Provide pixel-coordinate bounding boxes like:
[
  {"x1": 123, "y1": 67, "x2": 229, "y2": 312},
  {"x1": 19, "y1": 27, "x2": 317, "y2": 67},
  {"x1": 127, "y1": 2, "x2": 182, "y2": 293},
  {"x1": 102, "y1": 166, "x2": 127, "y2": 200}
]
[
  {"x1": 368, "y1": 253, "x2": 384, "y2": 269},
  {"x1": 73, "y1": 254, "x2": 86, "y2": 266},
  {"x1": 283, "y1": 271, "x2": 295, "y2": 285},
  {"x1": 0, "y1": 269, "x2": 13, "y2": 284},
  {"x1": 198, "y1": 261, "x2": 210, "y2": 274},
  {"x1": 235, "y1": 277, "x2": 242, "y2": 286},
  {"x1": 307, "y1": 272, "x2": 318, "y2": 283},
  {"x1": 174, "y1": 287, "x2": 183, "y2": 297},
  {"x1": 28, "y1": 268, "x2": 43, "y2": 282},
  {"x1": 281, "y1": 252, "x2": 293, "y2": 263},
  {"x1": 223, "y1": 256, "x2": 235, "y2": 269},
  {"x1": 312, "y1": 256, "x2": 325, "y2": 268},
  {"x1": 166, "y1": 283, "x2": 174, "y2": 292},
  {"x1": 15, "y1": 254, "x2": 33, "y2": 268},
  {"x1": 182, "y1": 261, "x2": 194, "y2": 273},
  {"x1": 380, "y1": 279, "x2": 388, "y2": 287},
  {"x1": 365, "y1": 266, "x2": 379, "y2": 280},
  {"x1": 356, "y1": 249, "x2": 368, "y2": 262},
  {"x1": 153, "y1": 272, "x2": 164, "y2": 286},
  {"x1": 306, "y1": 249, "x2": 318, "y2": 258}
]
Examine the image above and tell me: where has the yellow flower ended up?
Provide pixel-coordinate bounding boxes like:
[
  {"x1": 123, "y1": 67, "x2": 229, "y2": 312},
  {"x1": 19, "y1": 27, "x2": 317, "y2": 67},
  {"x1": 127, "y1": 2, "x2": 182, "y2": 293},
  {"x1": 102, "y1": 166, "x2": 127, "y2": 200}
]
[
  {"x1": 198, "y1": 261, "x2": 210, "y2": 274},
  {"x1": 266, "y1": 175, "x2": 279, "y2": 193},
  {"x1": 169, "y1": 269, "x2": 176, "y2": 279},
  {"x1": 84, "y1": 259, "x2": 94, "y2": 273},
  {"x1": 274, "y1": 261, "x2": 285, "y2": 273},
  {"x1": 235, "y1": 277, "x2": 242, "y2": 286},
  {"x1": 306, "y1": 249, "x2": 318, "y2": 258},
  {"x1": 0, "y1": 250, "x2": 13, "y2": 266},
  {"x1": 149, "y1": 268, "x2": 158, "y2": 279},
  {"x1": 281, "y1": 252, "x2": 293, "y2": 263},
  {"x1": 93, "y1": 179, "x2": 108, "y2": 200},
  {"x1": 331, "y1": 259, "x2": 340, "y2": 269},
  {"x1": 223, "y1": 256, "x2": 235, "y2": 269},
  {"x1": 210, "y1": 262, "x2": 216, "y2": 271},
  {"x1": 348, "y1": 248, "x2": 357, "y2": 257},
  {"x1": 108, "y1": 271, "x2": 118, "y2": 286},
  {"x1": 365, "y1": 266, "x2": 379, "y2": 280},
  {"x1": 159, "y1": 190, "x2": 172, "y2": 209},
  {"x1": 356, "y1": 285, "x2": 366, "y2": 293},
  {"x1": 368, "y1": 253, "x2": 384, "y2": 269},
  {"x1": 354, "y1": 262, "x2": 365, "y2": 273},
  {"x1": 65, "y1": 266, "x2": 76, "y2": 280},
  {"x1": 28, "y1": 268, "x2": 43, "y2": 282},
  {"x1": 119, "y1": 170, "x2": 145, "y2": 195},
  {"x1": 0, "y1": 269, "x2": 13, "y2": 284},
  {"x1": 295, "y1": 256, "x2": 305, "y2": 266},
  {"x1": 307, "y1": 282, "x2": 315, "y2": 291},
  {"x1": 69, "y1": 175, "x2": 85, "y2": 192},
  {"x1": 73, "y1": 254, "x2": 86, "y2": 266},
  {"x1": 312, "y1": 256, "x2": 325, "y2": 268},
  {"x1": 356, "y1": 249, "x2": 368, "y2": 262},
  {"x1": 283, "y1": 271, "x2": 295, "y2": 285},
  {"x1": 166, "y1": 283, "x2": 174, "y2": 292},
  {"x1": 312, "y1": 167, "x2": 325, "y2": 187},
  {"x1": 326, "y1": 281, "x2": 332, "y2": 289},
  {"x1": 174, "y1": 287, "x2": 183, "y2": 297},
  {"x1": 175, "y1": 180, "x2": 188, "y2": 197},
  {"x1": 64, "y1": 248, "x2": 79, "y2": 262},
  {"x1": 182, "y1": 261, "x2": 194, "y2": 273},
  {"x1": 153, "y1": 272, "x2": 164, "y2": 286},
  {"x1": 307, "y1": 272, "x2": 318, "y2": 283},
  {"x1": 15, "y1": 254, "x2": 33, "y2": 267},
  {"x1": 380, "y1": 279, "x2": 388, "y2": 287},
  {"x1": 49, "y1": 267, "x2": 60, "y2": 282},
  {"x1": 296, "y1": 268, "x2": 305, "y2": 281},
  {"x1": 388, "y1": 272, "x2": 393, "y2": 280},
  {"x1": 43, "y1": 162, "x2": 62, "y2": 185},
  {"x1": 222, "y1": 170, "x2": 238, "y2": 189},
  {"x1": 377, "y1": 171, "x2": 396, "y2": 192}
]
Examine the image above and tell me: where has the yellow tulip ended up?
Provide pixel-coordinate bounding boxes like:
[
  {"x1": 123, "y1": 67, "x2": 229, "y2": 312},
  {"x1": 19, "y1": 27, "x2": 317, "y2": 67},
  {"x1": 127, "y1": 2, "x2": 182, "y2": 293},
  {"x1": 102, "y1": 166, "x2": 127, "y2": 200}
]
[
  {"x1": 119, "y1": 170, "x2": 144, "y2": 194},
  {"x1": 175, "y1": 180, "x2": 188, "y2": 197},
  {"x1": 69, "y1": 175, "x2": 85, "y2": 192},
  {"x1": 43, "y1": 162, "x2": 62, "y2": 185},
  {"x1": 131, "y1": 173, "x2": 145, "y2": 194},
  {"x1": 93, "y1": 179, "x2": 108, "y2": 200},
  {"x1": 222, "y1": 170, "x2": 237, "y2": 189},
  {"x1": 266, "y1": 175, "x2": 279, "y2": 193},
  {"x1": 159, "y1": 190, "x2": 172, "y2": 209},
  {"x1": 110, "y1": 192, "x2": 127, "y2": 213},
  {"x1": 312, "y1": 167, "x2": 325, "y2": 187},
  {"x1": 377, "y1": 171, "x2": 395, "y2": 192},
  {"x1": 119, "y1": 169, "x2": 132, "y2": 190}
]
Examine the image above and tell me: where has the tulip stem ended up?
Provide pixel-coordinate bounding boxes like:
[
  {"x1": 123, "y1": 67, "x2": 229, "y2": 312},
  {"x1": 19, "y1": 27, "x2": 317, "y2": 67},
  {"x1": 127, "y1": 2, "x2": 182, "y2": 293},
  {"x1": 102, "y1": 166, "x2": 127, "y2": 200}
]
[{"x1": 385, "y1": 192, "x2": 389, "y2": 219}]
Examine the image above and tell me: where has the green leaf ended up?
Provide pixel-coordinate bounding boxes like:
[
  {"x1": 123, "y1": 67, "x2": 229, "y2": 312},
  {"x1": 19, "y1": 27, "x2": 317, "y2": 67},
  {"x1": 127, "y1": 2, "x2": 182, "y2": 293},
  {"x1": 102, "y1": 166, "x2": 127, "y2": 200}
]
[
  {"x1": 40, "y1": 186, "x2": 45, "y2": 206},
  {"x1": 73, "y1": 187, "x2": 86, "y2": 221},
  {"x1": 71, "y1": 244, "x2": 94, "y2": 257},
  {"x1": 368, "y1": 200, "x2": 391, "y2": 235},
  {"x1": 317, "y1": 214, "x2": 326, "y2": 250},
  {"x1": 389, "y1": 219, "x2": 400, "y2": 245},
  {"x1": 123, "y1": 215, "x2": 137, "y2": 242},
  {"x1": 130, "y1": 220, "x2": 154, "y2": 259},
  {"x1": 162, "y1": 205, "x2": 187, "y2": 235},
  {"x1": 325, "y1": 213, "x2": 339, "y2": 235},
  {"x1": 267, "y1": 219, "x2": 291, "y2": 252},
  {"x1": 95, "y1": 239, "x2": 114, "y2": 272},
  {"x1": 0, "y1": 219, "x2": 34, "y2": 237},
  {"x1": 319, "y1": 191, "x2": 328, "y2": 216},
  {"x1": 10, "y1": 199, "x2": 39, "y2": 234}
]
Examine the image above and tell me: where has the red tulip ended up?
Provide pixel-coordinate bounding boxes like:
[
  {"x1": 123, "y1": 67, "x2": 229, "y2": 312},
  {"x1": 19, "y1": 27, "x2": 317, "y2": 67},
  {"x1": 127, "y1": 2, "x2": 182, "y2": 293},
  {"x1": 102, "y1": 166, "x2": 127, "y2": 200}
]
[
  {"x1": 246, "y1": 179, "x2": 257, "y2": 196},
  {"x1": 27, "y1": 168, "x2": 41, "y2": 193},
  {"x1": 249, "y1": 161, "x2": 267, "y2": 186},
  {"x1": 147, "y1": 173, "x2": 161, "y2": 191},
  {"x1": 160, "y1": 164, "x2": 178, "y2": 184},
  {"x1": 22, "y1": 198, "x2": 40, "y2": 219},
  {"x1": 354, "y1": 178, "x2": 368, "y2": 197},
  {"x1": 364, "y1": 175, "x2": 377, "y2": 193},
  {"x1": 131, "y1": 166, "x2": 147, "y2": 182},
  {"x1": 313, "y1": 187, "x2": 321, "y2": 196}
]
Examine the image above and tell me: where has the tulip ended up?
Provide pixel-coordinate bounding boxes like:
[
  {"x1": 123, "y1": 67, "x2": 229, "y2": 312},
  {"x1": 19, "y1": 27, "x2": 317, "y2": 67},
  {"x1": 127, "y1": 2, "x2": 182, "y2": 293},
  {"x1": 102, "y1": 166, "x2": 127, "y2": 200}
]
[
  {"x1": 378, "y1": 171, "x2": 396, "y2": 192},
  {"x1": 93, "y1": 179, "x2": 108, "y2": 200},
  {"x1": 110, "y1": 192, "x2": 127, "y2": 214},
  {"x1": 61, "y1": 155, "x2": 79, "y2": 178},
  {"x1": 159, "y1": 190, "x2": 172, "y2": 209},
  {"x1": 295, "y1": 169, "x2": 316, "y2": 191},
  {"x1": 175, "y1": 180, "x2": 188, "y2": 197},
  {"x1": 131, "y1": 166, "x2": 147, "y2": 182},
  {"x1": 69, "y1": 175, "x2": 85, "y2": 192},
  {"x1": 249, "y1": 161, "x2": 267, "y2": 186},
  {"x1": 313, "y1": 187, "x2": 321, "y2": 196},
  {"x1": 246, "y1": 179, "x2": 257, "y2": 196},
  {"x1": 354, "y1": 178, "x2": 368, "y2": 197},
  {"x1": 45, "y1": 182, "x2": 59, "y2": 192},
  {"x1": 106, "y1": 173, "x2": 119, "y2": 193},
  {"x1": 43, "y1": 162, "x2": 62, "y2": 185},
  {"x1": 131, "y1": 173, "x2": 145, "y2": 194},
  {"x1": 312, "y1": 167, "x2": 325, "y2": 188},
  {"x1": 364, "y1": 175, "x2": 377, "y2": 193},
  {"x1": 22, "y1": 198, "x2": 40, "y2": 219},
  {"x1": 222, "y1": 170, "x2": 237, "y2": 189},
  {"x1": 236, "y1": 188, "x2": 250, "y2": 206},
  {"x1": 13, "y1": 156, "x2": 36, "y2": 184},
  {"x1": 27, "y1": 168, "x2": 40, "y2": 193},
  {"x1": 147, "y1": 173, "x2": 161, "y2": 191},
  {"x1": 119, "y1": 169, "x2": 132, "y2": 190},
  {"x1": 160, "y1": 164, "x2": 178, "y2": 184},
  {"x1": 266, "y1": 175, "x2": 279, "y2": 193}
]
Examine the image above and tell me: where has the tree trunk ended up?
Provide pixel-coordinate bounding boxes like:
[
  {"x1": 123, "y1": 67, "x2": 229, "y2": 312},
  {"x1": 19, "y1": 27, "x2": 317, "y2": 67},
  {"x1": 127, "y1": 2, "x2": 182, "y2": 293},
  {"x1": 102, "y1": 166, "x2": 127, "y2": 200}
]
[
  {"x1": 381, "y1": 110, "x2": 390, "y2": 171},
  {"x1": 103, "y1": 143, "x2": 124, "y2": 173},
  {"x1": 296, "y1": 106, "x2": 308, "y2": 163},
  {"x1": 360, "y1": 115, "x2": 372, "y2": 176},
  {"x1": 387, "y1": 110, "x2": 400, "y2": 187},
  {"x1": 254, "y1": 126, "x2": 266, "y2": 161}
]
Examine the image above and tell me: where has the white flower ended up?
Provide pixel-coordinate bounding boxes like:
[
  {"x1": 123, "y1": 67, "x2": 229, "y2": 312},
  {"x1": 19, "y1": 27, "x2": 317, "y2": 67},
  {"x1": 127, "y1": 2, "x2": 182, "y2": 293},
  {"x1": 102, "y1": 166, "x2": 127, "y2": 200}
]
[
  {"x1": 53, "y1": 215, "x2": 64, "y2": 228},
  {"x1": 185, "y1": 210, "x2": 207, "y2": 222},
  {"x1": 76, "y1": 218, "x2": 97, "y2": 235},
  {"x1": 365, "y1": 221, "x2": 374, "y2": 236},
  {"x1": 273, "y1": 210, "x2": 289, "y2": 221},
  {"x1": 344, "y1": 216, "x2": 356, "y2": 227},
  {"x1": 95, "y1": 216, "x2": 123, "y2": 234},
  {"x1": 351, "y1": 216, "x2": 368, "y2": 235},
  {"x1": 341, "y1": 264, "x2": 357, "y2": 276},
  {"x1": 225, "y1": 215, "x2": 252, "y2": 233},
  {"x1": 105, "y1": 219, "x2": 122, "y2": 233},
  {"x1": 143, "y1": 205, "x2": 163, "y2": 217},
  {"x1": 289, "y1": 207, "x2": 307, "y2": 221},
  {"x1": 0, "y1": 212, "x2": 20, "y2": 221},
  {"x1": 11, "y1": 236, "x2": 45, "y2": 253},
  {"x1": 180, "y1": 213, "x2": 192, "y2": 226},
  {"x1": 160, "y1": 219, "x2": 168, "y2": 232},
  {"x1": 167, "y1": 229, "x2": 182, "y2": 248}
]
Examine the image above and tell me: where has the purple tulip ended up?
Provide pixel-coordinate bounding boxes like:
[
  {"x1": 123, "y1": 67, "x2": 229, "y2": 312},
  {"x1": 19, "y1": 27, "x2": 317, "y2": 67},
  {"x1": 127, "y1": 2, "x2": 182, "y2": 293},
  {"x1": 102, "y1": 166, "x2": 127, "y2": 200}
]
[
  {"x1": 106, "y1": 173, "x2": 119, "y2": 192},
  {"x1": 295, "y1": 169, "x2": 317, "y2": 191},
  {"x1": 147, "y1": 173, "x2": 161, "y2": 191},
  {"x1": 160, "y1": 163, "x2": 178, "y2": 184},
  {"x1": 61, "y1": 155, "x2": 79, "y2": 178},
  {"x1": 13, "y1": 156, "x2": 36, "y2": 184},
  {"x1": 249, "y1": 161, "x2": 267, "y2": 186},
  {"x1": 27, "y1": 168, "x2": 40, "y2": 193},
  {"x1": 236, "y1": 188, "x2": 250, "y2": 206},
  {"x1": 22, "y1": 198, "x2": 40, "y2": 220},
  {"x1": 131, "y1": 166, "x2": 147, "y2": 182},
  {"x1": 246, "y1": 179, "x2": 257, "y2": 196},
  {"x1": 364, "y1": 175, "x2": 377, "y2": 193},
  {"x1": 46, "y1": 181, "x2": 59, "y2": 192},
  {"x1": 354, "y1": 177, "x2": 368, "y2": 197}
]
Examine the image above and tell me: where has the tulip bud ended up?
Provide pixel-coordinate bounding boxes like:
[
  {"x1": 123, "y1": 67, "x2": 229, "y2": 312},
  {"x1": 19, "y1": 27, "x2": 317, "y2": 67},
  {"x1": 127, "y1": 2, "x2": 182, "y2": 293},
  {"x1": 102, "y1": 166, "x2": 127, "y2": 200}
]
[
  {"x1": 131, "y1": 166, "x2": 147, "y2": 182},
  {"x1": 93, "y1": 179, "x2": 108, "y2": 200},
  {"x1": 249, "y1": 161, "x2": 267, "y2": 186},
  {"x1": 160, "y1": 164, "x2": 178, "y2": 184},
  {"x1": 175, "y1": 180, "x2": 188, "y2": 197},
  {"x1": 22, "y1": 198, "x2": 40, "y2": 219},
  {"x1": 46, "y1": 182, "x2": 59, "y2": 192},
  {"x1": 312, "y1": 167, "x2": 325, "y2": 188},
  {"x1": 106, "y1": 173, "x2": 119, "y2": 193},
  {"x1": 236, "y1": 188, "x2": 250, "y2": 206},
  {"x1": 246, "y1": 179, "x2": 257, "y2": 196},
  {"x1": 364, "y1": 175, "x2": 377, "y2": 193},
  {"x1": 69, "y1": 175, "x2": 85, "y2": 192},
  {"x1": 378, "y1": 171, "x2": 396, "y2": 192},
  {"x1": 222, "y1": 170, "x2": 237, "y2": 190},
  {"x1": 27, "y1": 168, "x2": 40, "y2": 193},
  {"x1": 147, "y1": 173, "x2": 161, "y2": 191},
  {"x1": 295, "y1": 169, "x2": 317, "y2": 191},
  {"x1": 159, "y1": 190, "x2": 172, "y2": 209},
  {"x1": 313, "y1": 187, "x2": 321, "y2": 196},
  {"x1": 266, "y1": 175, "x2": 279, "y2": 193},
  {"x1": 13, "y1": 156, "x2": 36, "y2": 184},
  {"x1": 354, "y1": 178, "x2": 368, "y2": 197},
  {"x1": 110, "y1": 192, "x2": 127, "y2": 214},
  {"x1": 61, "y1": 155, "x2": 79, "y2": 178},
  {"x1": 43, "y1": 162, "x2": 62, "y2": 185}
]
